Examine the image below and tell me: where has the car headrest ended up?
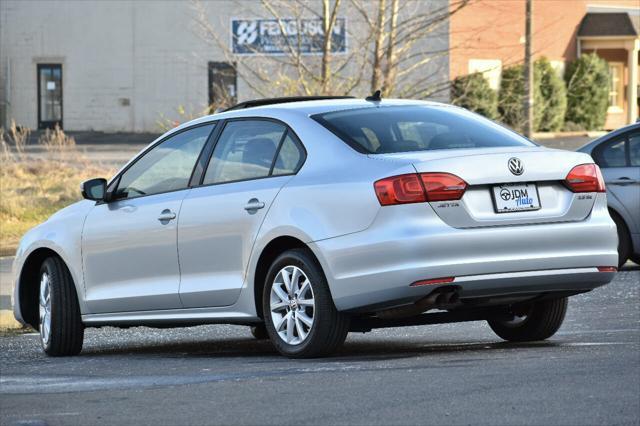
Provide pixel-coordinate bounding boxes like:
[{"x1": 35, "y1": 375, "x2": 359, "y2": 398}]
[
  {"x1": 243, "y1": 137, "x2": 277, "y2": 168},
  {"x1": 428, "y1": 131, "x2": 468, "y2": 150}
]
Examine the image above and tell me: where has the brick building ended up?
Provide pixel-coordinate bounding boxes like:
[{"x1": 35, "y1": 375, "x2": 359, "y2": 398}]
[{"x1": 450, "y1": 0, "x2": 639, "y2": 129}]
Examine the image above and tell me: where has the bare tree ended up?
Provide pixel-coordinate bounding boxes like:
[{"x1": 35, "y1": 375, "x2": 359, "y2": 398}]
[
  {"x1": 353, "y1": 0, "x2": 469, "y2": 98},
  {"x1": 191, "y1": 0, "x2": 468, "y2": 103}
]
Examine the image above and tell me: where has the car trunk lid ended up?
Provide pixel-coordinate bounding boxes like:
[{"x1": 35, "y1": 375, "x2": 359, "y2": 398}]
[{"x1": 370, "y1": 147, "x2": 599, "y2": 228}]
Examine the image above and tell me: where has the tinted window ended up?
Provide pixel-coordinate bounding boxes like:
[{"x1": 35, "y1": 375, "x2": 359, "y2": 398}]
[
  {"x1": 115, "y1": 124, "x2": 213, "y2": 199},
  {"x1": 596, "y1": 138, "x2": 627, "y2": 168},
  {"x1": 272, "y1": 133, "x2": 304, "y2": 176},
  {"x1": 629, "y1": 133, "x2": 640, "y2": 167},
  {"x1": 313, "y1": 106, "x2": 535, "y2": 154},
  {"x1": 203, "y1": 120, "x2": 286, "y2": 184}
]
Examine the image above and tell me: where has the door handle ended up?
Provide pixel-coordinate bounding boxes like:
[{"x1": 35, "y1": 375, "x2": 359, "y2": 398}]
[
  {"x1": 244, "y1": 198, "x2": 265, "y2": 213},
  {"x1": 609, "y1": 177, "x2": 637, "y2": 185},
  {"x1": 157, "y1": 209, "x2": 176, "y2": 222}
]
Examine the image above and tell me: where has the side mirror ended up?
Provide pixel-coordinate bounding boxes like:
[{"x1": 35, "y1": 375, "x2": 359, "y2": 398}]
[{"x1": 81, "y1": 178, "x2": 107, "y2": 201}]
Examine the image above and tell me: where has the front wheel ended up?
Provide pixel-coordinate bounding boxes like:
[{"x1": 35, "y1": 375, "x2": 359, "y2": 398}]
[
  {"x1": 488, "y1": 297, "x2": 567, "y2": 342},
  {"x1": 262, "y1": 249, "x2": 349, "y2": 358},
  {"x1": 39, "y1": 257, "x2": 84, "y2": 356}
]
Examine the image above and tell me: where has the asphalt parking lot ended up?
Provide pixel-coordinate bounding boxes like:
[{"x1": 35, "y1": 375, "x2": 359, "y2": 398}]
[{"x1": 1, "y1": 265, "x2": 638, "y2": 426}]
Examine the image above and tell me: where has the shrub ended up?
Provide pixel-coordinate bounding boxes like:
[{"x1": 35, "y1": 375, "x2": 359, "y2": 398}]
[
  {"x1": 536, "y1": 58, "x2": 567, "y2": 131},
  {"x1": 565, "y1": 53, "x2": 610, "y2": 130},
  {"x1": 498, "y1": 65, "x2": 541, "y2": 132},
  {"x1": 498, "y1": 59, "x2": 567, "y2": 132},
  {"x1": 451, "y1": 72, "x2": 498, "y2": 120}
]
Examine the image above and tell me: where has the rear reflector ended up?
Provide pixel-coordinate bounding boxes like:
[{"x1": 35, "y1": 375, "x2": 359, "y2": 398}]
[
  {"x1": 597, "y1": 266, "x2": 617, "y2": 272},
  {"x1": 420, "y1": 173, "x2": 468, "y2": 202},
  {"x1": 374, "y1": 172, "x2": 467, "y2": 206},
  {"x1": 565, "y1": 163, "x2": 606, "y2": 193},
  {"x1": 410, "y1": 277, "x2": 455, "y2": 287}
]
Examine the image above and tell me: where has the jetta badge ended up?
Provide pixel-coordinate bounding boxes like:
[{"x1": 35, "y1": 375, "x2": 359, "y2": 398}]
[{"x1": 508, "y1": 157, "x2": 524, "y2": 176}]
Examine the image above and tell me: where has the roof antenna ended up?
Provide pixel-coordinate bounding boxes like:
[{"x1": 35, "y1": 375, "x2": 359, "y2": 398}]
[{"x1": 365, "y1": 90, "x2": 382, "y2": 102}]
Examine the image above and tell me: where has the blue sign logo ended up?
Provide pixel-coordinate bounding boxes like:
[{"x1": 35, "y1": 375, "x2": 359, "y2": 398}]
[{"x1": 232, "y1": 18, "x2": 347, "y2": 55}]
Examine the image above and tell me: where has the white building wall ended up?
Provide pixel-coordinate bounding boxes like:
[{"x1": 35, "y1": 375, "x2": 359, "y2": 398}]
[{"x1": 0, "y1": 0, "x2": 450, "y2": 132}]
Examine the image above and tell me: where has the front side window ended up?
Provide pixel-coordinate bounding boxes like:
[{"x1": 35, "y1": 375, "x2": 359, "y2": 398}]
[
  {"x1": 313, "y1": 105, "x2": 535, "y2": 154},
  {"x1": 203, "y1": 120, "x2": 286, "y2": 185},
  {"x1": 115, "y1": 124, "x2": 214, "y2": 199}
]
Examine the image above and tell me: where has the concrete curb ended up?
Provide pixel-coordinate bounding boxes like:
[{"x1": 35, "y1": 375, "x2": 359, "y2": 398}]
[
  {"x1": 533, "y1": 131, "x2": 607, "y2": 140},
  {"x1": 0, "y1": 309, "x2": 22, "y2": 331}
]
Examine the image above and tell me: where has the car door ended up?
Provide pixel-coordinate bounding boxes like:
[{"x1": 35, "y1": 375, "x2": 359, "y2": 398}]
[
  {"x1": 178, "y1": 119, "x2": 305, "y2": 308},
  {"x1": 593, "y1": 131, "x2": 640, "y2": 233},
  {"x1": 82, "y1": 123, "x2": 215, "y2": 313}
]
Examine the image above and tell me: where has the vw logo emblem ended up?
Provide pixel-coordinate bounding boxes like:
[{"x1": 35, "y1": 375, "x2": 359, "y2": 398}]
[{"x1": 508, "y1": 157, "x2": 524, "y2": 176}]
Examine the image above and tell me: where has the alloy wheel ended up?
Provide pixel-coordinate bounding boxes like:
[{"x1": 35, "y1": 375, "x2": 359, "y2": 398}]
[
  {"x1": 269, "y1": 265, "x2": 315, "y2": 345},
  {"x1": 39, "y1": 272, "x2": 52, "y2": 345}
]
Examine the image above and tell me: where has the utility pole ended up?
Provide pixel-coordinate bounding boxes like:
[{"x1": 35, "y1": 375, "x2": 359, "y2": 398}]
[{"x1": 523, "y1": 0, "x2": 533, "y2": 137}]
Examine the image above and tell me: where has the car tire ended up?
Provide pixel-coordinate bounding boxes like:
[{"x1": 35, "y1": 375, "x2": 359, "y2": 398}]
[
  {"x1": 488, "y1": 297, "x2": 567, "y2": 342},
  {"x1": 262, "y1": 248, "x2": 349, "y2": 358},
  {"x1": 39, "y1": 257, "x2": 84, "y2": 356},
  {"x1": 250, "y1": 324, "x2": 269, "y2": 340},
  {"x1": 611, "y1": 212, "x2": 631, "y2": 268}
]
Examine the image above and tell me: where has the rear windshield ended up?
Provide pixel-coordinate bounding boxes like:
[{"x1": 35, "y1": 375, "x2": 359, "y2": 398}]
[{"x1": 312, "y1": 105, "x2": 535, "y2": 154}]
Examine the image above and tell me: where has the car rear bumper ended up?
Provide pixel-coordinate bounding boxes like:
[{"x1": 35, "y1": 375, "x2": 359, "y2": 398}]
[{"x1": 311, "y1": 194, "x2": 618, "y2": 312}]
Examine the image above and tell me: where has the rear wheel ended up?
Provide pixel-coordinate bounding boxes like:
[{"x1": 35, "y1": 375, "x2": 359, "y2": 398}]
[
  {"x1": 611, "y1": 212, "x2": 631, "y2": 268},
  {"x1": 488, "y1": 297, "x2": 567, "y2": 342},
  {"x1": 262, "y1": 249, "x2": 349, "y2": 358},
  {"x1": 39, "y1": 257, "x2": 84, "y2": 356}
]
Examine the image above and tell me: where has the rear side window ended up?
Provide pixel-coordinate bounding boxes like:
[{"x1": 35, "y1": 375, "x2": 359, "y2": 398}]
[
  {"x1": 272, "y1": 133, "x2": 304, "y2": 176},
  {"x1": 203, "y1": 120, "x2": 287, "y2": 185},
  {"x1": 313, "y1": 106, "x2": 535, "y2": 154},
  {"x1": 595, "y1": 138, "x2": 626, "y2": 167}
]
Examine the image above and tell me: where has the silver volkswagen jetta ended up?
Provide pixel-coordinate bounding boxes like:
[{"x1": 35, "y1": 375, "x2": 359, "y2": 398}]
[{"x1": 13, "y1": 97, "x2": 618, "y2": 358}]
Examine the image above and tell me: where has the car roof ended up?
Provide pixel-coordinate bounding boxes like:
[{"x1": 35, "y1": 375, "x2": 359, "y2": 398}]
[
  {"x1": 179, "y1": 98, "x2": 449, "y2": 130},
  {"x1": 578, "y1": 122, "x2": 640, "y2": 153}
]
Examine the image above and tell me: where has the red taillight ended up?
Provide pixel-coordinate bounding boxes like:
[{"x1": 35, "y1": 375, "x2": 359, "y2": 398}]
[
  {"x1": 420, "y1": 173, "x2": 467, "y2": 202},
  {"x1": 374, "y1": 174, "x2": 426, "y2": 205},
  {"x1": 565, "y1": 164, "x2": 606, "y2": 193},
  {"x1": 374, "y1": 172, "x2": 467, "y2": 206},
  {"x1": 410, "y1": 277, "x2": 455, "y2": 287},
  {"x1": 597, "y1": 266, "x2": 617, "y2": 272}
]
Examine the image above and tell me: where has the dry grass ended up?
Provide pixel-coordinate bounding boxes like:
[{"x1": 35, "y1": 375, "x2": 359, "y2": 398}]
[{"x1": 0, "y1": 125, "x2": 114, "y2": 256}]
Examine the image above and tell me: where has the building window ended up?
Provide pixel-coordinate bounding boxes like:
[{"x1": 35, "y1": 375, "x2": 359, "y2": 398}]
[
  {"x1": 468, "y1": 59, "x2": 502, "y2": 91},
  {"x1": 608, "y1": 62, "x2": 624, "y2": 112},
  {"x1": 208, "y1": 62, "x2": 237, "y2": 112},
  {"x1": 37, "y1": 64, "x2": 63, "y2": 129}
]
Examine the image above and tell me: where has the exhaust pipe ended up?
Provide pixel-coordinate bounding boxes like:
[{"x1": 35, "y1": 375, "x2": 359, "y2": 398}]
[{"x1": 376, "y1": 287, "x2": 461, "y2": 319}]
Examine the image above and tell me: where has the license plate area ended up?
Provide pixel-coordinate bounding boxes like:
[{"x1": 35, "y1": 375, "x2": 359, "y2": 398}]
[{"x1": 492, "y1": 183, "x2": 541, "y2": 213}]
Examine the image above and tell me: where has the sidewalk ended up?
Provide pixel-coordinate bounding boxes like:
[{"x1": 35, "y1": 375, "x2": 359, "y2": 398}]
[{"x1": 0, "y1": 256, "x2": 20, "y2": 330}]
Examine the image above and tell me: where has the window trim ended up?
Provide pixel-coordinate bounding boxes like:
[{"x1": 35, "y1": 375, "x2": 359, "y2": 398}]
[
  {"x1": 194, "y1": 117, "x2": 307, "y2": 189},
  {"x1": 103, "y1": 121, "x2": 218, "y2": 203}
]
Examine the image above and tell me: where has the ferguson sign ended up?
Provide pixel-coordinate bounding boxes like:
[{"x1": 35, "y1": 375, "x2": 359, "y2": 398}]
[{"x1": 231, "y1": 18, "x2": 347, "y2": 55}]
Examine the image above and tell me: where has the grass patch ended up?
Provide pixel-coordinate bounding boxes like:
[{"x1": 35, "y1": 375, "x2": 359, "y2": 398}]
[{"x1": 1, "y1": 126, "x2": 114, "y2": 256}]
